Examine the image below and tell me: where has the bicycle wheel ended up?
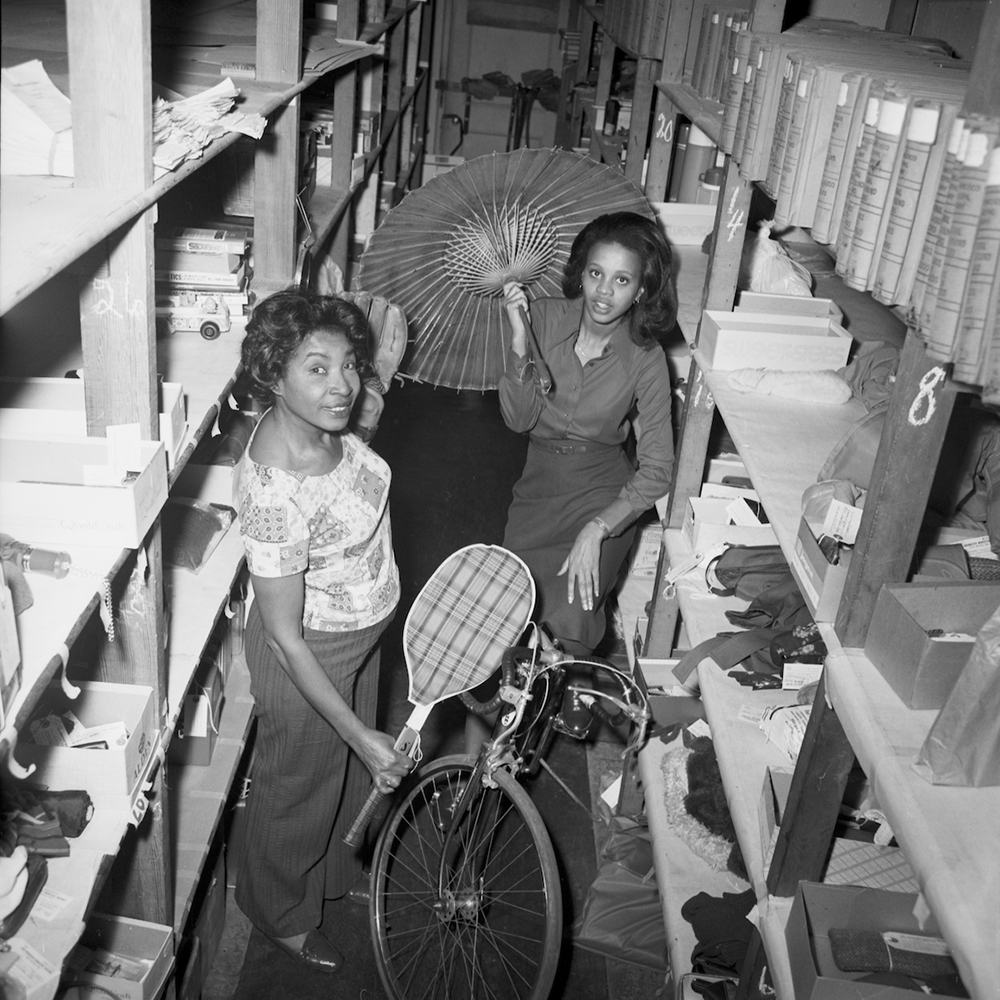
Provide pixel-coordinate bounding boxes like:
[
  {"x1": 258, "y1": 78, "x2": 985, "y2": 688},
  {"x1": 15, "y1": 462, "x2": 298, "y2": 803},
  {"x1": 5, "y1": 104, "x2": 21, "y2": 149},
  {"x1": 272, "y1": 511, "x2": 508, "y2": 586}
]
[{"x1": 371, "y1": 753, "x2": 563, "y2": 1000}]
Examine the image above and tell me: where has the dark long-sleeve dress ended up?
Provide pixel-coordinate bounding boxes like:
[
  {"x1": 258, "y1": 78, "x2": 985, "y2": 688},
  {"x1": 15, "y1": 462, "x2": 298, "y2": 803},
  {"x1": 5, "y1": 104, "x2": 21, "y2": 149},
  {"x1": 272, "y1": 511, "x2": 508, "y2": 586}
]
[{"x1": 498, "y1": 297, "x2": 674, "y2": 654}]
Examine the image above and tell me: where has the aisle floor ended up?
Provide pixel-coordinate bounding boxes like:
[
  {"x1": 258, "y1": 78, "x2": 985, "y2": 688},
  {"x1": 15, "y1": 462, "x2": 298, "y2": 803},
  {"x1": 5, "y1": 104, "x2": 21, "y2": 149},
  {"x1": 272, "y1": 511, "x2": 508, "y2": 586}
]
[{"x1": 203, "y1": 382, "x2": 669, "y2": 999}]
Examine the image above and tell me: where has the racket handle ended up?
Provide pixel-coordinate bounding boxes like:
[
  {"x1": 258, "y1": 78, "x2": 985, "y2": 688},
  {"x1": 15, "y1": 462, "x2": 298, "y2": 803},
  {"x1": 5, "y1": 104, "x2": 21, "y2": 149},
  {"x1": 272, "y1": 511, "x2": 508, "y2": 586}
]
[
  {"x1": 343, "y1": 725, "x2": 422, "y2": 849},
  {"x1": 517, "y1": 306, "x2": 552, "y2": 393},
  {"x1": 343, "y1": 785, "x2": 384, "y2": 849}
]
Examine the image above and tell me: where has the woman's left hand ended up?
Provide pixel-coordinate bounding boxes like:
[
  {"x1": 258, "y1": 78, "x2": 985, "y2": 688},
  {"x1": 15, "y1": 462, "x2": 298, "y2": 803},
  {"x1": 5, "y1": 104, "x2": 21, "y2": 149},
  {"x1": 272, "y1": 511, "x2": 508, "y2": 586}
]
[{"x1": 558, "y1": 521, "x2": 606, "y2": 611}]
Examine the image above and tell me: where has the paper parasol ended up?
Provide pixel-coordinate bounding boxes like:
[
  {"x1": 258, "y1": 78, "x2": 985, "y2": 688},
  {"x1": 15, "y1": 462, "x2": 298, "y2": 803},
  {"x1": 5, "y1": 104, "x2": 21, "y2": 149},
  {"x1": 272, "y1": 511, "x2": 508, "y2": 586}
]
[{"x1": 358, "y1": 146, "x2": 653, "y2": 391}]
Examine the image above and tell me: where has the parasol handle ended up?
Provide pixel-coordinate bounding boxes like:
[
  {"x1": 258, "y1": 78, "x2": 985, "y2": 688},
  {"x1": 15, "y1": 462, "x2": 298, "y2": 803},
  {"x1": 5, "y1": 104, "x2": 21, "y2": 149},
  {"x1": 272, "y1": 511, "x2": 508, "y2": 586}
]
[
  {"x1": 517, "y1": 305, "x2": 552, "y2": 393},
  {"x1": 343, "y1": 725, "x2": 422, "y2": 848}
]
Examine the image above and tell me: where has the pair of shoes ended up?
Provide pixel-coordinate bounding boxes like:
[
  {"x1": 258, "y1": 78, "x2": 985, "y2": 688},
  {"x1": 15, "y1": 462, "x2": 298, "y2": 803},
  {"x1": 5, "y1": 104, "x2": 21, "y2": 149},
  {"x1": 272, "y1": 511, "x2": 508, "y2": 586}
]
[
  {"x1": 266, "y1": 928, "x2": 344, "y2": 973},
  {"x1": 346, "y1": 870, "x2": 371, "y2": 907}
]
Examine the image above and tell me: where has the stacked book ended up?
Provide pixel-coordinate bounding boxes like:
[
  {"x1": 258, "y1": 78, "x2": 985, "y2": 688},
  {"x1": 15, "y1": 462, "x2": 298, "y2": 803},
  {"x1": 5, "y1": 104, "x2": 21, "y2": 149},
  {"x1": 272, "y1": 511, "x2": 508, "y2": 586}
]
[
  {"x1": 155, "y1": 225, "x2": 253, "y2": 318},
  {"x1": 907, "y1": 115, "x2": 1000, "y2": 396},
  {"x1": 688, "y1": 4, "x2": 750, "y2": 104},
  {"x1": 600, "y1": 0, "x2": 669, "y2": 60}
]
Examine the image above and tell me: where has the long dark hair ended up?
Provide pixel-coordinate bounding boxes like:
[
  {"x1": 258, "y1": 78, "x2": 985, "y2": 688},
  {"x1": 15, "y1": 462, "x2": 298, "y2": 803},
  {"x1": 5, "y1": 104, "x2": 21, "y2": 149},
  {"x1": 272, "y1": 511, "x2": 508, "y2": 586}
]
[
  {"x1": 240, "y1": 290, "x2": 376, "y2": 407},
  {"x1": 561, "y1": 211, "x2": 677, "y2": 347}
]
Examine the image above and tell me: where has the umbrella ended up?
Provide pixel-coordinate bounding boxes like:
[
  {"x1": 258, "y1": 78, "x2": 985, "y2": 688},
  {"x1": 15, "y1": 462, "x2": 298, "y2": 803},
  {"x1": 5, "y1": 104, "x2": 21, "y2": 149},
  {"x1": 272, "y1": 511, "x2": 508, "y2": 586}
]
[
  {"x1": 358, "y1": 146, "x2": 653, "y2": 390},
  {"x1": 344, "y1": 543, "x2": 535, "y2": 846}
]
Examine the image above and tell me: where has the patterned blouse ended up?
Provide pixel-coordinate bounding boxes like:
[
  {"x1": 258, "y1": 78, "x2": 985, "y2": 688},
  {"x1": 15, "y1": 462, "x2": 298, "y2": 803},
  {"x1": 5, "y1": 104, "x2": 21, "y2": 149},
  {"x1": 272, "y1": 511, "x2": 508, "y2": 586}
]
[{"x1": 236, "y1": 426, "x2": 399, "y2": 632}]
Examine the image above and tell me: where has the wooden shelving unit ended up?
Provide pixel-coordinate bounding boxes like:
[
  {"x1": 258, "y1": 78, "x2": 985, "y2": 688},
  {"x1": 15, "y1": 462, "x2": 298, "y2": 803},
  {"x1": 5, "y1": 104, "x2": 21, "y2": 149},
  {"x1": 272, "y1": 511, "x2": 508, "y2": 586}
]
[
  {"x1": 0, "y1": 1, "x2": 435, "y2": 995},
  {"x1": 569, "y1": 5, "x2": 661, "y2": 187},
  {"x1": 632, "y1": 0, "x2": 1000, "y2": 996}
]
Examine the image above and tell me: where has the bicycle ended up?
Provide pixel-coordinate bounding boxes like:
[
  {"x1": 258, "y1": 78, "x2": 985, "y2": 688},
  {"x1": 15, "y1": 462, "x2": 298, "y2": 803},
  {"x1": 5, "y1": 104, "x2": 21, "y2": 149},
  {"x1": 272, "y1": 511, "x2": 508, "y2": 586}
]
[{"x1": 348, "y1": 544, "x2": 652, "y2": 1000}]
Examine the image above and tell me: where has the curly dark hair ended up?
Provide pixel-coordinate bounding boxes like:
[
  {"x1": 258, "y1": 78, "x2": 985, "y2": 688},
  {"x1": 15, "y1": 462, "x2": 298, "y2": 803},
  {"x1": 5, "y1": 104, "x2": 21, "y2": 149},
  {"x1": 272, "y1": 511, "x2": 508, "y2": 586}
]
[
  {"x1": 240, "y1": 289, "x2": 377, "y2": 407},
  {"x1": 561, "y1": 211, "x2": 677, "y2": 348}
]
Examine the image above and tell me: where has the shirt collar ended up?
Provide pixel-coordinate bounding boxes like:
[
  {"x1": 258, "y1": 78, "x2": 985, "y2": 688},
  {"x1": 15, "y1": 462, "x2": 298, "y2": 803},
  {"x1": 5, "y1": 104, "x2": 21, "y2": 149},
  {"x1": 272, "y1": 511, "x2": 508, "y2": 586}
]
[{"x1": 553, "y1": 299, "x2": 638, "y2": 364}]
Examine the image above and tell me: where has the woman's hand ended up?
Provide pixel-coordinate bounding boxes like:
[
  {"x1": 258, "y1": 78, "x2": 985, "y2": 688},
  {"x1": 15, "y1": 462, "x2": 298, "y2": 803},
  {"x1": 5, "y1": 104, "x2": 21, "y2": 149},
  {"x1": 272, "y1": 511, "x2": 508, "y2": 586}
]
[
  {"x1": 352, "y1": 727, "x2": 414, "y2": 793},
  {"x1": 502, "y1": 282, "x2": 530, "y2": 358},
  {"x1": 557, "y1": 520, "x2": 607, "y2": 612}
]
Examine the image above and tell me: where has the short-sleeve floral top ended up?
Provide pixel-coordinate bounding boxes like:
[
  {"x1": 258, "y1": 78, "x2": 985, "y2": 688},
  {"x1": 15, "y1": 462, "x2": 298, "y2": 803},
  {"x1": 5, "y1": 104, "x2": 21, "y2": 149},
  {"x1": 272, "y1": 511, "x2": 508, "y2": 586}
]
[{"x1": 236, "y1": 424, "x2": 400, "y2": 632}]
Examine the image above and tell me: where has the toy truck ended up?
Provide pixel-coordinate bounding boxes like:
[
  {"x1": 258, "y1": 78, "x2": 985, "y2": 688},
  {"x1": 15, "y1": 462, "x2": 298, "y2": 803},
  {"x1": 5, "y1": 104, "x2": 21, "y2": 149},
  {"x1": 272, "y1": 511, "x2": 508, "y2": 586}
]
[{"x1": 155, "y1": 290, "x2": 232, "y2": 340}]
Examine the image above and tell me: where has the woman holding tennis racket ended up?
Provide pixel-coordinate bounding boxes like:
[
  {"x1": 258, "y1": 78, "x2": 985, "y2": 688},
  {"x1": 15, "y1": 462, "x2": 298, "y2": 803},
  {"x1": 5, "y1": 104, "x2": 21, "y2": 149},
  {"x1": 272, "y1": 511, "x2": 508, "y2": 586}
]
[
  {"x1": 499, "y1": 211, "x2": 677, "y2": 656},
  {"x1": 232, "y1": 290, "x2": 413, "y2": 974}
]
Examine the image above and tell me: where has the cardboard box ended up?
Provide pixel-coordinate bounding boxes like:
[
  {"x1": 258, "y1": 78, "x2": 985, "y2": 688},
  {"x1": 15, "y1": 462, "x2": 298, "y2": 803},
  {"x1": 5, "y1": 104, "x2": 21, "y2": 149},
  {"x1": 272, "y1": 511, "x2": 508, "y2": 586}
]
[
  {"x1": 787, "y1": 882, "x2": 958, "y2": 1000},
  {"x1": 18, "y1": 681, "x2": 157, "y2": 805},
  {"x1": 0, "y1": 435, "x2": 167, "y2": 549},
  {"x1": 421, "y1": 154, "x2": 464, "y2": 185},
  {"x1": 169, "y1": 660, "x2": 224, "y2": 767},
  {"x1": 698, "y1": 310, "x2": 853, "y2": 372},
  {"x1": 863, "y1": 581, "x2": 1000, "y2": 709},
  {"x1": 683, "y1": 496, "x2": 778, "y2": 551},
  {"x1": 68, "y1": 913, "x2": 173, "y2": 1000},
  {"x1": 735, "y1": 291, "x2": 844, "y2": 326},
  {"x1": 168, "y1": 663, "x2": 223, "y2": 767},
  {"x1": 759, "y1": 765, "x2": 795, "y2": 872},
  {"x1": 793, "y1": 518, "x2": 849, "y2": 623},
  {"x1": 0, "y1": 376, "x2": 187, "y2": 470},
  {"x1": 759, "y1": 768, "x2": 920, "y2": 889},
  {"x1": 650, "y1": 201, "x2": 717, "y2": 246}
]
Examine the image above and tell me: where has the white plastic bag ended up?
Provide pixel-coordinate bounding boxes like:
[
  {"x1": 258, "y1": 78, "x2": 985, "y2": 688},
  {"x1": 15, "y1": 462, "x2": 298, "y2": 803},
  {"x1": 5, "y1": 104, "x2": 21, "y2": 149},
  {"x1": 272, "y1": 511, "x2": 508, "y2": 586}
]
[{"x1": 743, "y1": 220, "x2": 813, "y2": 296}]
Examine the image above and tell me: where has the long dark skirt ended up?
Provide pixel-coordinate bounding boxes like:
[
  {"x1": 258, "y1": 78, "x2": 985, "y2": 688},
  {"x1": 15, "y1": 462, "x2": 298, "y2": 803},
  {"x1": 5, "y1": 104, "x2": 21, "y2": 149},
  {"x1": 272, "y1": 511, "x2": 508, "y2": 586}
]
[
  {"x1": 235, "y1": 602, "x2": 390, "y2": 937},
  {"x1": 503, "y1": 441, "x2": 635, "y2": 655}
]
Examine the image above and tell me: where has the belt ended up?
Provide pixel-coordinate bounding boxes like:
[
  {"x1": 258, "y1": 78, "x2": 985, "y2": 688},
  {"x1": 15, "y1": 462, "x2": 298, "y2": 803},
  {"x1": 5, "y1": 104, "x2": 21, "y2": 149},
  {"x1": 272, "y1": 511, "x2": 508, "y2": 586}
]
[{"x1": 529, "y1": 437, "x2": 618, "y2": 455}]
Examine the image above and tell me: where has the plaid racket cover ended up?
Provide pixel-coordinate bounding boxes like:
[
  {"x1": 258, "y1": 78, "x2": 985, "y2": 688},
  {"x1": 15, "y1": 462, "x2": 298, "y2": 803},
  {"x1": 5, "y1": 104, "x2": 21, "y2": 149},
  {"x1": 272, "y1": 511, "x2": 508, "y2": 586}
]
[
  {"x1": 344, "y1": 544, "x2": 534, "y2": 847},
  {"x1": 404, "y1": 544, "x2": 536, "y2": 705}
]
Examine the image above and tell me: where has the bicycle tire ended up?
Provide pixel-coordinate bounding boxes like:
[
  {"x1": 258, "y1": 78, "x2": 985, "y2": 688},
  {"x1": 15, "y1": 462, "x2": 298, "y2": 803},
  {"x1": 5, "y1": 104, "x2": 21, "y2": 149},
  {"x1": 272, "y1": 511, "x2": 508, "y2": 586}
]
[{"x1": 370, "y1": 753, "x2": 563, "y2": 1000}]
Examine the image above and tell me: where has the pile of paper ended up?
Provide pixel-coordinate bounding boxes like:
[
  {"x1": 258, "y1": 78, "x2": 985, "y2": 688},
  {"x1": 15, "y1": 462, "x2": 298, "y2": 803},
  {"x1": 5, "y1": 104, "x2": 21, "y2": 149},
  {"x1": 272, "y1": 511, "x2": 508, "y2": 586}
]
[
  {"x1": 152, "y1": 77, "x2": 266, "y2": 176},
  {"x1": 0, "y1": 61, "x2": 266, "y2": 180}
]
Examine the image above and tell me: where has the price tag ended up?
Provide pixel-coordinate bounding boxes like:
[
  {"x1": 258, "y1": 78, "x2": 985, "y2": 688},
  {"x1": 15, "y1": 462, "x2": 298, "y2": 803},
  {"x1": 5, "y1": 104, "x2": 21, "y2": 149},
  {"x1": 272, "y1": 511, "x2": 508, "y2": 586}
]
[
  {"x1": 7, "y1": 937, "x2": 59, "y2": 990},
  {"x1": 822, "y1": 499, "x2": 863, "y2": 546}
]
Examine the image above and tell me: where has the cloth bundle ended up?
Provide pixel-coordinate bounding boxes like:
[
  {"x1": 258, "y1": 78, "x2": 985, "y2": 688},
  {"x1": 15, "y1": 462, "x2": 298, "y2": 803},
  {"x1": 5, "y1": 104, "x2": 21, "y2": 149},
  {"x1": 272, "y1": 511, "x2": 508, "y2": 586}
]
[{"x1": 727, "y1": 367, "x2": 853, "y2": 404}]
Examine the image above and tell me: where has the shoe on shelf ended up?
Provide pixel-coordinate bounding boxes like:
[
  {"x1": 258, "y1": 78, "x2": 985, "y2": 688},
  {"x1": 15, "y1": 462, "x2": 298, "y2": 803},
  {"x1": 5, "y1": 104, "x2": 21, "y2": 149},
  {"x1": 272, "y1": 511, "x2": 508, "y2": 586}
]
[
  {"x1": 266, "y1": 928, "x2": 344, "y2": 973},
  {"x1": 346, "y1": 870, "x2": 371, "y2": 907}
]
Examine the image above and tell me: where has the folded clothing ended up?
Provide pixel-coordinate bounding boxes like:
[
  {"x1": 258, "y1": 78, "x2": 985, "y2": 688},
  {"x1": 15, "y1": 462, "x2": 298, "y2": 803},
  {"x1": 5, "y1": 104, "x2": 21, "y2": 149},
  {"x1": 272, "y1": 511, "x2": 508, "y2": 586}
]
[{"x1": 727, "y1": 367, "x2": 853, "y2": 404}]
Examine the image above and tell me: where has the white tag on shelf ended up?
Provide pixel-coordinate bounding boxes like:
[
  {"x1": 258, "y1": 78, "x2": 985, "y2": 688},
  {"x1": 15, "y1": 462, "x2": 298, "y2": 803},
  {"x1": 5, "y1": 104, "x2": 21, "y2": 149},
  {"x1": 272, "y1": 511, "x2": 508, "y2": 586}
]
[
  {"x1": 882, "y1": 931, "x2": 951, "y2": 956},
  {"x1": 687, "y1": 718, "x2": 712, "y2": 739},
  {"x1": 7, "y1": 937, "x2": 59, "y2": 990},
  {"x1": 822, "y1": 499, "x2": 863, "y2": 546},
  {"x1": 759, "y1": 704, "x2": 812, "y2": 761},
  {"x1": 960, "y1": 535, "x2": 995, "y2": 559},
  {"x1": 32, "y1": 885, "x2": 73, "y2": 921},
  {"x1": 781, "y1": 662, "x2": 824, "y2": 690}
]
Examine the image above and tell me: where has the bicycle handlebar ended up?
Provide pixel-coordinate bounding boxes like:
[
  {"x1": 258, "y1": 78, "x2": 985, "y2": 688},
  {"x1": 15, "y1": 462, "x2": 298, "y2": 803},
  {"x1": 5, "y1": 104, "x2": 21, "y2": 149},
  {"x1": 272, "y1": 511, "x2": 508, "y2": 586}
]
[{"x1": 458, "y1": 646, "x2": 528, "y2": 715}]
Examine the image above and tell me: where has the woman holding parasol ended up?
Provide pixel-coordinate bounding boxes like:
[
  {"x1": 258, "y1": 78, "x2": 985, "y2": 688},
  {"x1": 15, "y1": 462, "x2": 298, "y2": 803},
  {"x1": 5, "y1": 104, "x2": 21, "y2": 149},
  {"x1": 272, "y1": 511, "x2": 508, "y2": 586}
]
[
  {"x1": 499, "y1": 211, "x2": 677, "y2": 656},
  {"x1": 232, "y1": 290, "x2": 413, "y2": 973}
]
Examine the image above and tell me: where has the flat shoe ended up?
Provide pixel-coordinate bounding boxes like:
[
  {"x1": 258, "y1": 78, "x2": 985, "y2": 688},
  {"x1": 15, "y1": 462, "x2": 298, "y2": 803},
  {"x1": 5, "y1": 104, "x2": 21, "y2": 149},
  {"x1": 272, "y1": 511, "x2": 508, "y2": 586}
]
[
  {"x1": 346, "y1": 871, "x2": 371, "y2": 907},
  {"x1": 267, "y1": 928, "x2": 344, "y2": 973}
]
